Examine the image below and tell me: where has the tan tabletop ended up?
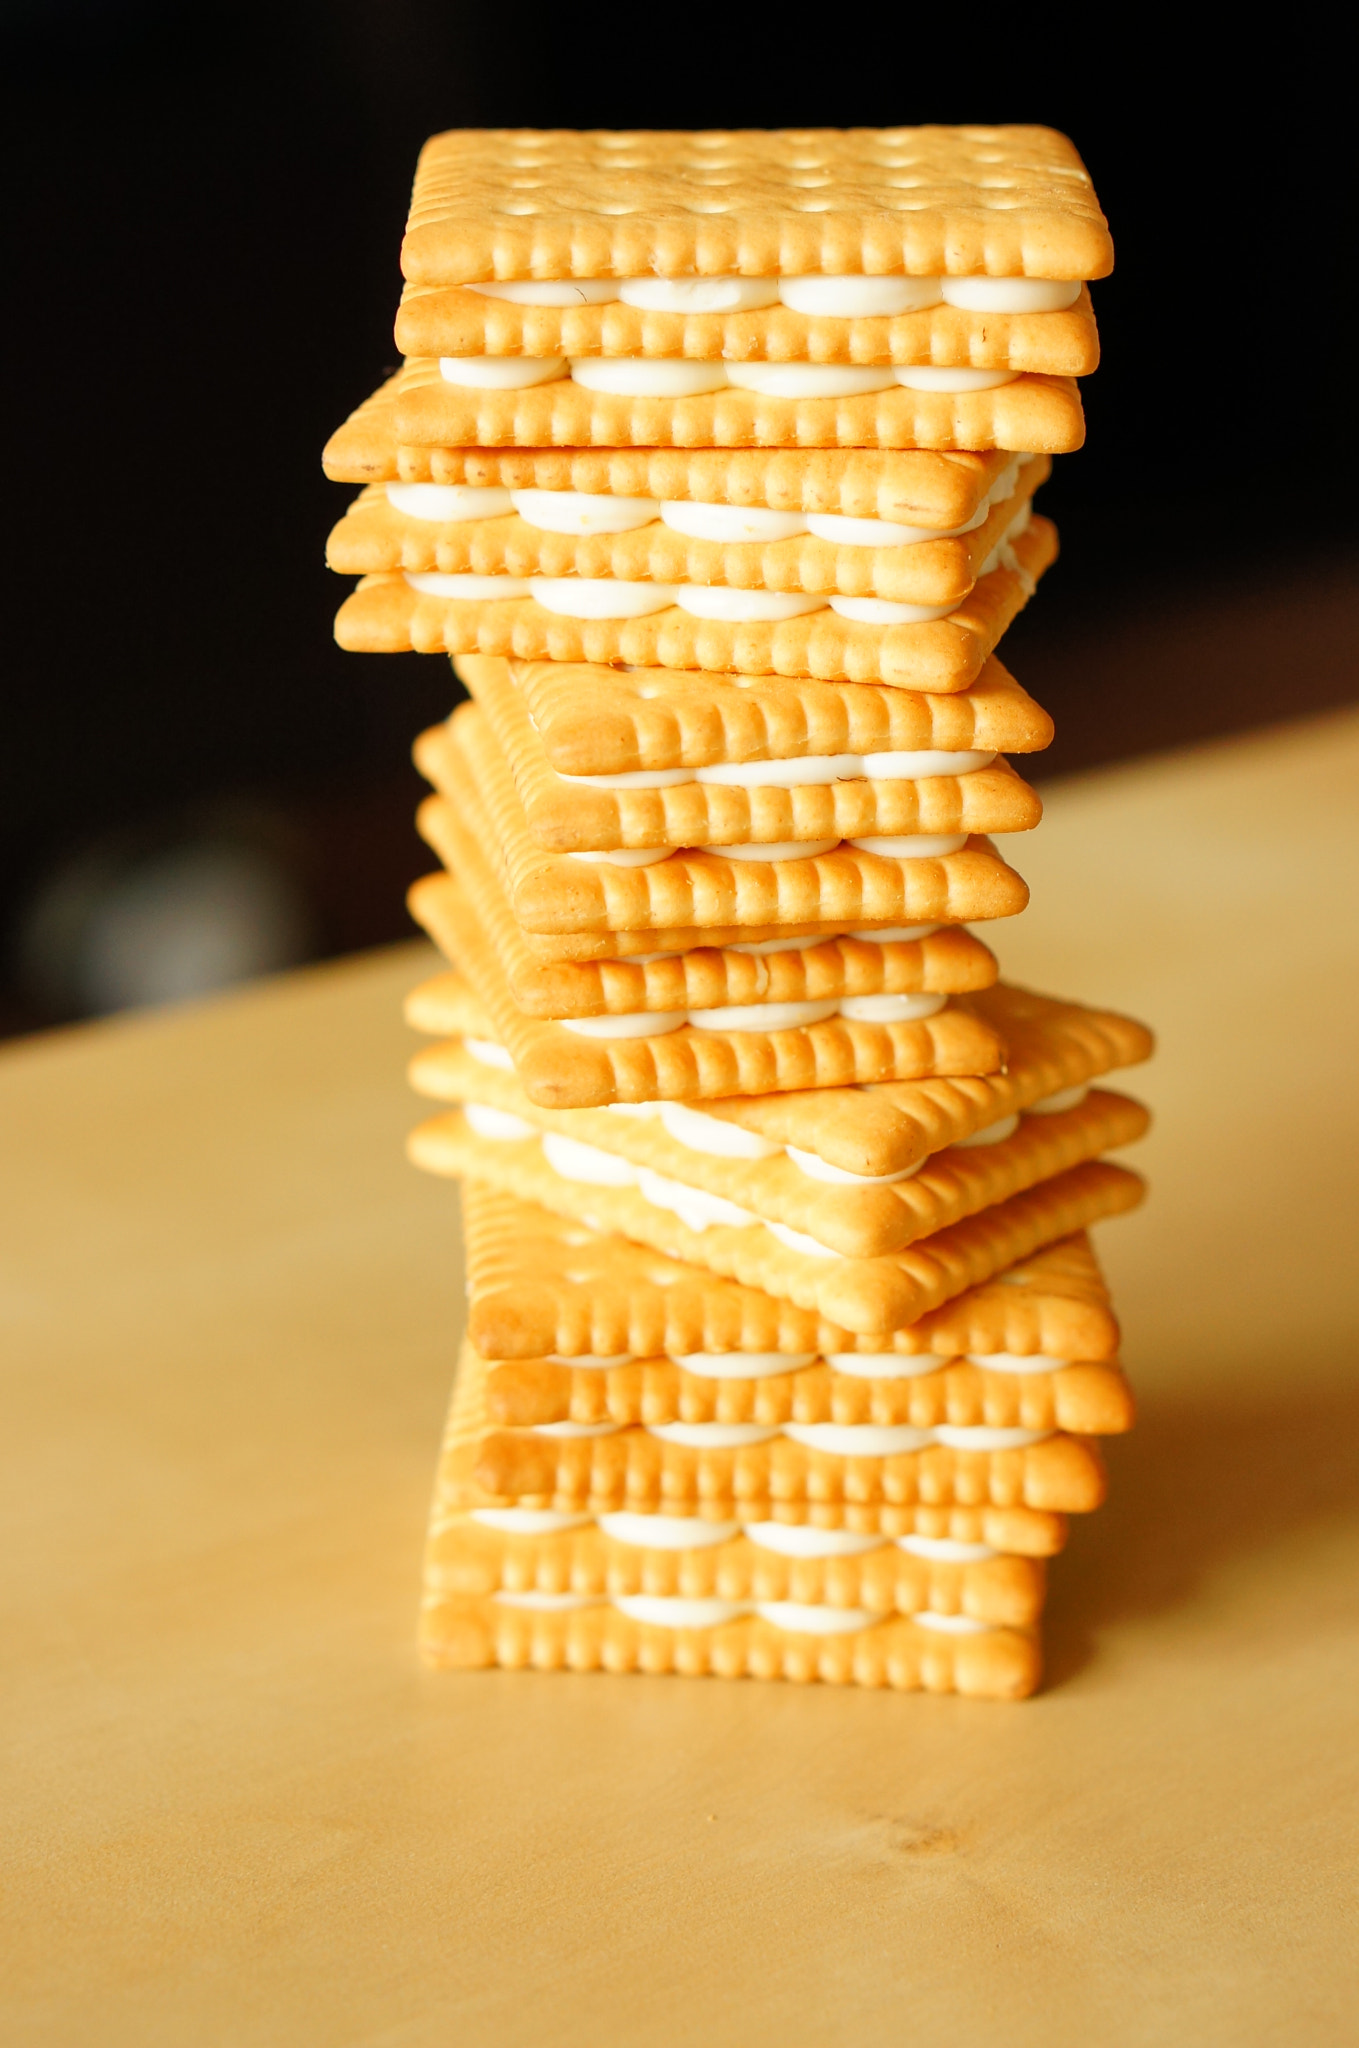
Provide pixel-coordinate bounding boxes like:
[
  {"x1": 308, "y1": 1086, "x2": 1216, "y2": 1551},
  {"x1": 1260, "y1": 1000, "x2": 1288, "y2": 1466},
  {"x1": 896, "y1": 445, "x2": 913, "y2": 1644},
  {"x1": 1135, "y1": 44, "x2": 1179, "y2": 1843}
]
[{"x1": 5, "y1": 709, "x2": 1359, "y2": 2045}]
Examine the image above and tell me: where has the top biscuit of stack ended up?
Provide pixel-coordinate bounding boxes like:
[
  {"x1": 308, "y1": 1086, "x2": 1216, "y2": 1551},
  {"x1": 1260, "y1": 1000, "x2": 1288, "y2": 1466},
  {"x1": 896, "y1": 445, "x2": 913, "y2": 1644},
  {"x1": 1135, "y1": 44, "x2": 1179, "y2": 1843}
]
[{"x1": 388, "y1": 127, "x2": 1110, "y2": 458}]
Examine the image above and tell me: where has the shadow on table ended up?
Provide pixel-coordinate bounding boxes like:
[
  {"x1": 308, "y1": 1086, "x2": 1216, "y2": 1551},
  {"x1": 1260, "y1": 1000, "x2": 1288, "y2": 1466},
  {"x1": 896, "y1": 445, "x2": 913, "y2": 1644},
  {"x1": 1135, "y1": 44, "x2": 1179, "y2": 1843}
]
[{"x1": 1043, "y1": 1367, "x2": 1359, "y2": 1687}]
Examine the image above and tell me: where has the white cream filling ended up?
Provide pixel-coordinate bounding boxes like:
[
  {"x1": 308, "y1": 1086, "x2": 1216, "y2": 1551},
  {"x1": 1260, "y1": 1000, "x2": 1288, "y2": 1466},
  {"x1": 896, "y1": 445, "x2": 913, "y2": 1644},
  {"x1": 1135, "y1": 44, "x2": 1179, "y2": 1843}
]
[
  {"x1": 463, "y1": 274, "x2": 1081, "y2": 317},
  {"x1": 597, "y1": 1511, "x2": 738, "y2": 1548},
  {"x1": 647, "y1": 1421, "x2": 779, "y2": 1447},
  {"x1": 565, "y1": 846, "x2": 673, "y2": 868},
  {"x1": 674, "y1": 1351, "x2": 818, "y2": 1379},
  {"x1": 784, "y1": 1422, "x2": 934, "y2": 1456},
  {"x1": 838, "y1": 991, "x2": 948, "y2": 1023},
  {"x1": 895, "y1": 365, "x2": 1017, "y2": 392},
  {"x1": 940, "y1": 276, "x2": 1082, "y2": 312},
  {"x1": 568, "y1": 356, "x2": 729, "y2": 396},
  {"x1": 743, "y1": 1523, "x2": 885, "y2": 1558},
  {"x1": 896, "y1": 1534, "x2": 998, "y2": 1562},
  {"x1": 911, "y1": 1610, "x2": 994, "y2": 1633},
  {"x1": 471, "y1": 1508, "x2": 592, "y2": 1534},
  {"x1": 828, "y1": 594, "x2": 960, "y2": 624},
  {"x1": 387, "y1": 482, "x2": 514, "y2": 521},
  {"x1": 846, "y1": 923, "x2": 941, "y2": 942},
  {"x1": 767, "y1": 1221, "x2": 844, "y2": 1259},
  {"x1": 619, "y1": 276, "x2": 780, "y2": 312},
  {"x1": 529, "y1": 576, "x2": 677, "y2": 618},
  {"x1": 727, "y1": 362, "x2": 898, "y2": 397},
  {"x1": 691, "y1": 996, "x2": 840, "y2": 1031},
  {"x1": 614, "y1": 1594, "x2": 745, "y2": 1629},
  {"x1": 406, "y1": 571, "x2": 531, "y2": 600},
  {"x1": 673, "y1": 585, "x2": 826, "y2": 621},
  {"x1": 1026, "y1": 1083, "x2": 1089, "y2": 1113},
  {"x1": 848, "y1": 833, "x2": 967, "y2": 857},
  {"x1": 932, "y1": 1425, "x2": 1053, "y2": 1451},
  {"x1": 463, "y1": 1101, "x2": 537, "y2": 1141},
  {"x1": 439, "y1": 354, "x2": 567, "y2": 388},
  {"x1": 530, "y1": 1420, "x2": 620, "y2": 1438},
  {"x1": 950, "y1": 1113, "x2": 1021, "y2": 1148},
  {"x1": 755, "y1": 1601, "x2": 876, "y2": 1634},
  {"x1": 779, "y1": 275, "x2": 945, "y2": 316},
  {"x1": 510, "y1": 487, "x2": 660, "y2": 534},
  {"x1": 660, "y1": 500, "x2": 809, "y2": 542},
  {"x1": 463, "y1": 1036, "x2": 514, "y2": 1070},
  {"x1": 659, "y1": 1102, "x2": 781, "y2": 1159},
  {"x1": 556, "y1": 989, "x2": 943, "y2": 1039},
  {"x1": 562, "y1": 749, "x2": 993, "y2": 791},
  {"x1": 560, "y1": 1009, "x2": 686, "y2": 1037},
  {"x1": 965, "y1": 1351, "x2": 1074, "y2": 1375},
  {"x1": 637, "y1": 1171, "x2": 758, "y2": 1233},
  {"x1": 823, "y1": 1351, "x2": 943, "y2": 1380},
  {"x1": 717, "y1": 838, "x2": 839, "y2": 862},
  {"x1": 541, "y1": 1132, "x2": 637, "y2": 1186},
  {"x1": 805, "y1": 504, "x2": 986, "y2": 547}
]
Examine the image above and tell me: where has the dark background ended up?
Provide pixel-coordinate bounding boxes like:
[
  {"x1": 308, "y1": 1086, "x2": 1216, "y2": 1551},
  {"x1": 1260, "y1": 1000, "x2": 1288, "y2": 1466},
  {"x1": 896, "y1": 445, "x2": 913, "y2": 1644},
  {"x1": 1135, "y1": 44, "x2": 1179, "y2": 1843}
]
[{"x1": 4, "y1": 3, "x2": 1356, "y2": 1029}]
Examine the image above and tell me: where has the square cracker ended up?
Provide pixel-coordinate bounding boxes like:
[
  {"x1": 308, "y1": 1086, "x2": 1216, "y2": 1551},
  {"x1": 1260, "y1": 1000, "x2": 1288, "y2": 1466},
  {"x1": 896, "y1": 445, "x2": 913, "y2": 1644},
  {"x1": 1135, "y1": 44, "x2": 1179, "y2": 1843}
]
[
  {"x1": 427, "y1": 705, "x2": 1031, "y2": 934},
  {"x1": 419, "y1": 1591, "x2": 1042, "y2": 1697},
  {"x1": 410, "y1": 1110, "x2": 1144, "y2": 1333},
  {"x1": 400, "y1": 127, "x2": 1113, "y2": 283},
  {"x1": 334, "y1": 513, "x2": 1056, "y2": 691},
  {"x1": 395, "y1": 281, "x2": 1099, "y2": 374},
  {"x1": 462, "y1": 1185, "x2": 1126, "y2": 1364},
  {"x1": 480, "y1": 653, "x2": 1054, "y2": 776},
  {"x1": 454, "y1": 656, "x2": 1043, "y2": 851},
  {"x1": 321, "y1": 367, "x2": 1027, "y2": 523},
  {"x1": 425, "y1": 1511, "x2": 1048, "y2": 1627},
  {"x1": 406, "y1": 838, "x2": 1004, "y2": 1108},
  {"x1": 394, "y1": 355, "x2": 1085, "y2": 455},
  {"x1": 327, "y1": 454, "x2": 1049, "y2": 608}
]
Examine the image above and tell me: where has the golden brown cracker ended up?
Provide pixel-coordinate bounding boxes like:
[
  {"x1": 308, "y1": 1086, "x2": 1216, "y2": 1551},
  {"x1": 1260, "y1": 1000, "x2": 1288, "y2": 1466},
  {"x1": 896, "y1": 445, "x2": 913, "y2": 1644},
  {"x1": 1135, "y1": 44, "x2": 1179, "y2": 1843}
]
[
  {"x1": 395, "y1": 281, "x2": 1098, "y2": 373},
  {"x1": 464, "y1": 1189, "x2": 1123, "y2": 1364},
  {"x1": 401, "y1": 127, "x2": 1113, "y2": 283},
  {"x1": 485, "y1": 652, "x2": 1054, "y2": 774},
  {"x1": 394, "y1": 355, "x2": 1085, "y2": 455},
  {"x1": 427, "y1": 1513, "x2": 1046, "y2": 1625},
  {"x1": 419, "y1": 1591, "x2": 1041, "y2": 1697},
  {"x1": 458, "y1": 655, "x2": 1044, "y2": 850},
  {"x1": 327, "y1": 455, "x2": 1048, "y2": 607},
  {"x1": 336, "y1": 514, "x2": 1056, "y2": 690}
]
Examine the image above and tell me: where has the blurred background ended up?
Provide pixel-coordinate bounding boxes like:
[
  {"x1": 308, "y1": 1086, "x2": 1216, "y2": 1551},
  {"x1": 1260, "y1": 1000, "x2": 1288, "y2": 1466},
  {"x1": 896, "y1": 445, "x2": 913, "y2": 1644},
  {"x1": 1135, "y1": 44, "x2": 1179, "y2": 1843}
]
[{"x1": 3, "y1": 3, "x2": 1355, "y2": 1033}]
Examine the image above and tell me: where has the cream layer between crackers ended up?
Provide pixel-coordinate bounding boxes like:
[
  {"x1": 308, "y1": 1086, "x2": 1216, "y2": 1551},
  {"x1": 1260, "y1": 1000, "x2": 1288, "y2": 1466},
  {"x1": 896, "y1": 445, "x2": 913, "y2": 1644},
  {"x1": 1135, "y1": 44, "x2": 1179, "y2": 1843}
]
[
  {"x1": 337, "y1": 515, "x2": 1055, "y2": 692},
  {"x1": 401, "y1": 127, "x2": 1113, "y2": 283},
  {"x1": 396, "y1": 283, "x2": 1098, "y2": 374},
  {"x1": 452, "y1": 657, "x2": 1044, "y2": 853},
  {"x1": 328, "y1": 455, "x2": 1049, "y2": 607},
  {"x1": 434, "y1": 705, "x2": 1031, "y2": 934}
]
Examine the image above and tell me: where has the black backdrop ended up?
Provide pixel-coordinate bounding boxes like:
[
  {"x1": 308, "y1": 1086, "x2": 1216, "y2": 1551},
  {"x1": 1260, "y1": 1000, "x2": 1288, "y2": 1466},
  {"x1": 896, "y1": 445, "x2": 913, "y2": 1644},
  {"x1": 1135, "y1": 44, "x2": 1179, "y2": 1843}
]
[{"x1": 4, "y1": 2, "x2": 1355, "y2": 1005}]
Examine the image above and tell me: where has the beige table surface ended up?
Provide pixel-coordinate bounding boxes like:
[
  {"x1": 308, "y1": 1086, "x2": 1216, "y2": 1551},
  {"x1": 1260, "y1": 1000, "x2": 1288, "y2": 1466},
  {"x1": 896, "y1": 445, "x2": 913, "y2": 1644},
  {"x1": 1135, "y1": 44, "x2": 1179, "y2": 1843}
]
[{"x1": 5, "y1": 709, "x2": 1359, "y2": 2046}]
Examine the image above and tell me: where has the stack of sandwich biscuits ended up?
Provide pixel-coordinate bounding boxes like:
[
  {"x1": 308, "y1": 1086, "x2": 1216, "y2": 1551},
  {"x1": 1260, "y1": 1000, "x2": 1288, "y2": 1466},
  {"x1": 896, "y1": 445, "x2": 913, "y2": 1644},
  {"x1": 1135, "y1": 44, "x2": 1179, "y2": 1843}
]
[{"x1": 323, "y1": 125, "x2": 1149, "y2": 1699}]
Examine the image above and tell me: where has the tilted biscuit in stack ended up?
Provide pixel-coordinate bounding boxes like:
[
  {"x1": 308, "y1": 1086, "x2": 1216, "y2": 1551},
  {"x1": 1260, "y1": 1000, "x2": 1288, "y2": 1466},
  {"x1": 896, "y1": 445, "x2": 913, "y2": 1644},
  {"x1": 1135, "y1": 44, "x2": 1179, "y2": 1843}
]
[{"x1": 321, "y1": 124, "x2": 1148, "y2": 1697}]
